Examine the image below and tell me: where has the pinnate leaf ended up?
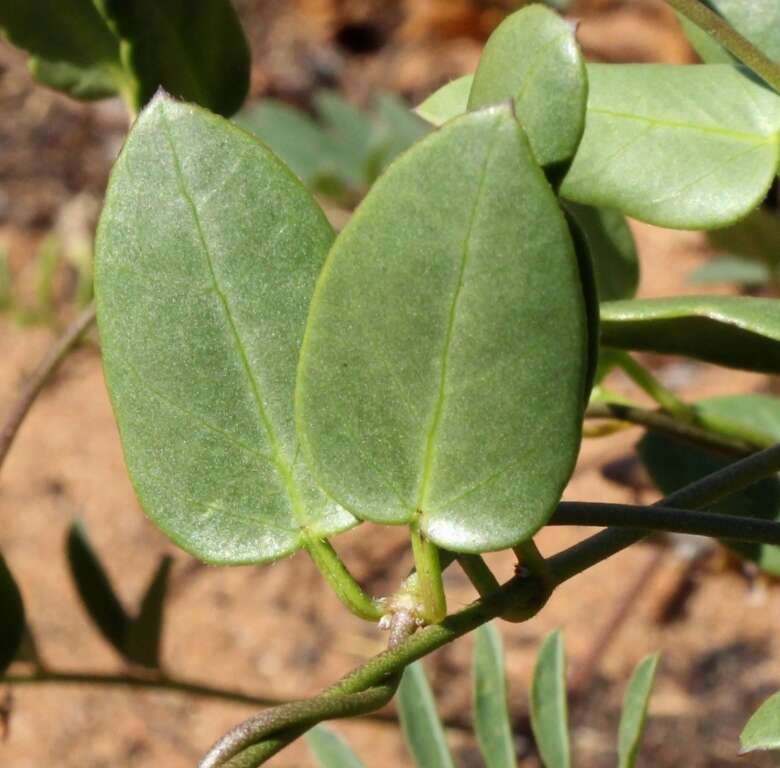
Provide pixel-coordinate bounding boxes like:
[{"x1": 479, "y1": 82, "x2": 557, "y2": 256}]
[
  {"x1": 617, "y1": 654, "x2": 660, "y2": 768},
  {"x1": 600, "y1": 296, "x2": 780, "y2": 373},
  {"x1": 96, "y1": 94, "x2": 355, "y2": 565},
  {"x1": 297, "y1": 105, "x2": 588, "y2": 553},
  {"x1": 398, "y1": 662, "x2": 455, "y2": 768},
  {"x1": 530, "y1": 630, "x2": 570, "y2": 768},
  {"x1": 474, "y1": 624, "x2": 517, "y2": 768}
]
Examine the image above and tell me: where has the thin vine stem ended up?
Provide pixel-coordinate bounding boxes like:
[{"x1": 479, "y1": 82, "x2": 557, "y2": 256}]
[
  {"x1": 198, "y1": 438, "x2": 780, "y2": 767},
  {"x1": 0, "y1": 302, "x2": 97, "y2": 477},
  {"x1": 665, "y1": 0, "x2": 780, "y2": 93},
  {"x1": 585, "y1": 401, "x2": 758, "y2": 456},
  {"x1": 551, "y1": 501, "x2": 780, "y2": 545}
]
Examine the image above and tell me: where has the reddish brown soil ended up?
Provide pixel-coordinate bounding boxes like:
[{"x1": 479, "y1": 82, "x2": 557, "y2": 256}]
[{"x1": 1, "y1": 2, "x2": 779, "y2": 767}]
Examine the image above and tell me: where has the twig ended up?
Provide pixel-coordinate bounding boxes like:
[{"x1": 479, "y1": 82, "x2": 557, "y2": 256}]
[
  {"x1": 665, "y1": 0, "x2": 780, "y2": 93},
  {"x1": 585, "y1": 402, "x2": 757, "y2": 456},
  {"x1": 0, "y1": 302, "x2": 97, "y2": 476},
  {"x1": 550, "y1": 501, "x2": 780, "y2": 545}
]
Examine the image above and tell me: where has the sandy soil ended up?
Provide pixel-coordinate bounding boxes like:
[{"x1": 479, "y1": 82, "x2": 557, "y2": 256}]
[{"x1": 1, "y1": 2, "x2": 779, "y2": 767}]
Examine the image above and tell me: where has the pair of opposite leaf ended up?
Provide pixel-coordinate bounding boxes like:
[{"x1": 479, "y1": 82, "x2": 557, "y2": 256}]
[{"x1": 95, "y1": 4, "x2": 780, "y2": 572}]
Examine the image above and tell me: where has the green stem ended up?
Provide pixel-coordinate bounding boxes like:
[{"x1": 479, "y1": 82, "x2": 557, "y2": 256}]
[
  {"x1": 665, "y1": 0, "x2": 780, "y2": 93},
  {"x1": 306, "y1": 538, "x2": 384, "y2": 621},
  {"x1": 551, "y1": 501, "x2": 780, "y2": 546},
  {"x1": 197, "y1": 438, "x2": 780, "y2": 767},
  {"x1": 610, "y1": 350, "x2": 692, "y2": 420},
  {"x1": 457, "y1": 554, "x2": 500, "y2": 596},
  {"x1": 585, "y1": 401, "x2": 757, "y2": 456},
  {"x1": 409, "y1": 524, "x2": 447, "y2": 624}
]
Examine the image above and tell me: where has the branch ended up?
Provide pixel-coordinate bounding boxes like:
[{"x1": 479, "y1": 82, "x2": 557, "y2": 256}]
[
  {"x1": 665, "y1": 0, "x2": 780, "y2": 93},
  {"x1": 585, "y1": 401, "x2": 757, "y2": 456},
  {"x1": 549, "y1": 441, "x2": 780, "y2": 584},
  {"x1": 0, "y1": 302, "x2": 97, "y2": 476},
  {"x1": 551, "y1": 501, "x2": 780, "y2": 546}
]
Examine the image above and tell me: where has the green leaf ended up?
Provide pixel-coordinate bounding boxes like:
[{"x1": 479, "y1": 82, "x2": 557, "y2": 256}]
[
  {"x1": 234, "y1": 100, "x2": 337, "y2": 187},
  {"x1": 561, "y1": 64, "x2": 780, "y2": 229},
  {"x1": 123, "y1": 555, "x2": 172, "y2": 669},
  {"x1": 374, "y1": 92, "x2": 430, "y2": 168},
  {"x1": 0, "y1": 553, "x2": 25, "y2": 673},
  {"x1": 296, "y1": 105, "x2": 588, "y2": 553},
  {"x1": 468, "y1": 5, "x2": 587, "y2": 168},
  {"x1": 415, "y1": 75, "x2": 473, "y2": 127},
  {"x1": 530, "y1": 630, "x2": 570, "y2": 768},
  {"x1": 688, "y1": 256, "x2": 771, "y2": 287},
  {"x1": 617, "y1": 654, "x2": 660, "y2": 768},
  {"x1": 565, "y1": 203, "x2": 639, "y2": 301},
  {"x1": 600, "y1": 296, "x2": 780, "y2": 373},
  {"x1": 474, "y1": 624, "x2": 517, "y2": 768},
  {"x1": 314, "y1": 91, "x2": 378, "y2": 188},
  {"x1": 98, "y1": 0, "x2": 250, "y2": 115},
  {"x1": 741, "y1": 690, "x2": 780, "y2": 753},
  {"x1": 638, "y1": 394, "x2": 780, "y2": 576},
  {"x1": 678, "y1": 1, "x2": 780, "y2": 68},
  {"x1": 66, "y1": 520, "x2": 131, "y2": 653},
  {"x1": 708, "y1": 206, "x2": 780, "y2": 270},
  {"x1": 306, "y1": 725, "x2": 367, "y2": 768},
  {"x1": 564, "y1": 209, "x2": 600, "y2": 402},
  {"x1": 0, "y1": 0, "x2": 129, "y2": 101},
  {"x1": 398, "y1": 662, "x2": 455, "y2": 768},
  {"x1": 95, "y1": 94, "x2": 356, "y2": 565}
]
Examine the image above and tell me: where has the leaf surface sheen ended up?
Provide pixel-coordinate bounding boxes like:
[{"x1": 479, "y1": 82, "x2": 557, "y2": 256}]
[
  {"x1": 600, "y1": 295, "x2": 780, "y2": 373},
  {"x1": 297, "y1": 105, "x2": 588, "y2": 552},
  {"x1": 96, "y1": 95, "x2": 354, "y2": 565},
  {"x1": 561, "y1": 64, "x2": 780, "y2": 229},
  {"x1": 468, "y1": 4, "x2": 587, "y2": 169},
  {"x1": 416, "y1": 75, "x2": 474, "y2": 127}
]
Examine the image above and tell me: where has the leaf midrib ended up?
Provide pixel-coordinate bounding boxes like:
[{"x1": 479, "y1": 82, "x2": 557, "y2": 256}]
[
  {"x1": 158, "y1": 105, "x2": 307, "y2": 527},
  {"x1": 415, "y1": 119, "x2": 502, "y2": 513},
  {"x1": 589, "y1": 106, "x2": 778, "y2": 143}
]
